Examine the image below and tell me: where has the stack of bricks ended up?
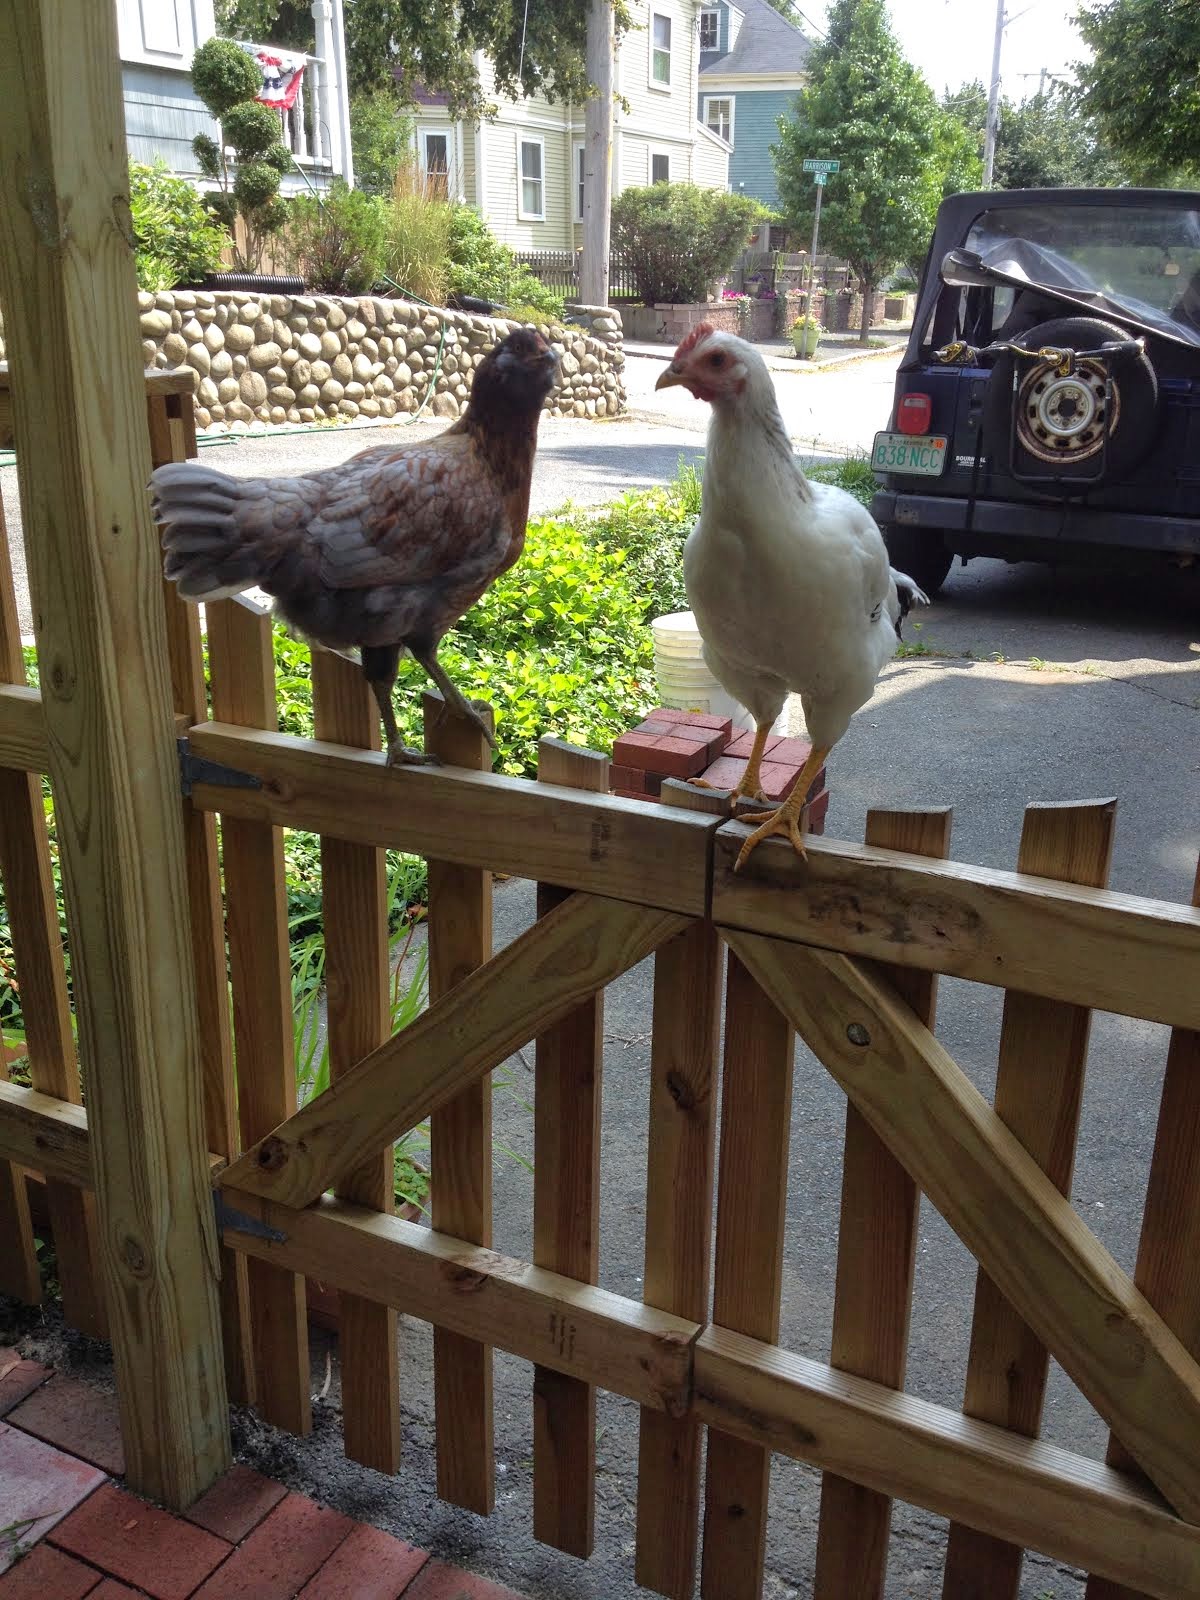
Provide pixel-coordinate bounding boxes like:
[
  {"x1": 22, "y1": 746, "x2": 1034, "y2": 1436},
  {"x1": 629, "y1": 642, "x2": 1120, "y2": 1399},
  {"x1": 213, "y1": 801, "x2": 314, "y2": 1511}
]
[{"x1": 610, "y1": 708, "x2": 830, "y2": 833}]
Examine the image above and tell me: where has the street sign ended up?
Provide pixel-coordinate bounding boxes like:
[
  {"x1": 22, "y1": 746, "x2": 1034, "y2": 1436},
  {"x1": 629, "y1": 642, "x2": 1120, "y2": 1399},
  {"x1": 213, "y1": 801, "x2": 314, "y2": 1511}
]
[
  {"x1": 813, "y1": 171, "x2": 827, "y2": 187},
  {"x1": 802, "y1": 157, "x2": 840, "y2": 174}
]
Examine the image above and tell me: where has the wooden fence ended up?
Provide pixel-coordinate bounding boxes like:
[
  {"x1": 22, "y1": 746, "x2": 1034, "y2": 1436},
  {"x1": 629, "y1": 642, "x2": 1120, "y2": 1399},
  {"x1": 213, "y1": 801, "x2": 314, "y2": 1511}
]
[
  {"x1": 514, "y1": 248, "x2": 642, "y2": 301},
  {"x1": 2, "y1": 12, "x2": 1200, "y2": 1590}
]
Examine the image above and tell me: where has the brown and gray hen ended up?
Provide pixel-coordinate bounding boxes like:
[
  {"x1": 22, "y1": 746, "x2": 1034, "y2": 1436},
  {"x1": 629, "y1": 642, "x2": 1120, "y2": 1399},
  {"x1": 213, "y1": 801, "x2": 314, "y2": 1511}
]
[{"x1": 152, "y1": 326, "x2": 559, "y2": 762}]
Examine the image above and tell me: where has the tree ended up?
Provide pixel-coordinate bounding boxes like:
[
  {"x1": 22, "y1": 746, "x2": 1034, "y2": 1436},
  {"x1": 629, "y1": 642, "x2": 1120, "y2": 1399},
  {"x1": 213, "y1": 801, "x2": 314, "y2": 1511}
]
[
  {"x1": 611, "y1": 184, "x2": 764, "y2": 306},
  {"x1": 943, "y1": 78, "x2": 1127, "y2": 190},
  {"x1": 215, "y1": 0, "x2": 629, "y2": 118},
  {"x1": 349, "y1": 88, "x2": 413, "y2": 196},
  {"x1": 1075, "y1": 0, "x2": 1200, "y2": 183},
  {"x1": 774, "y1": 0, "x2": 971, "y2": 343},
  {"x1": 191, "y1": 37, "x2": 292, "y2": 272}
]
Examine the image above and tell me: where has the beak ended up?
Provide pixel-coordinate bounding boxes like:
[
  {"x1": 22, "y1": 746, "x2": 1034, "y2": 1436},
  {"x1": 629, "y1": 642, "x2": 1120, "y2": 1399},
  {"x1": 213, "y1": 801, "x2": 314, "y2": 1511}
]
[{"x1": 655, "y1": 363, "x2": 687, "y2": 391}]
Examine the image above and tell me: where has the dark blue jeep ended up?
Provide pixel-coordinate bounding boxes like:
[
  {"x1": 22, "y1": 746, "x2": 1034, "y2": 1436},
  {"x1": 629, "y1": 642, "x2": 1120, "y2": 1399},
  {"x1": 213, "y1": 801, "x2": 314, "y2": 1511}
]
[{"x1": 871, "y1": 188, "x2": 1200, "y2": 594}]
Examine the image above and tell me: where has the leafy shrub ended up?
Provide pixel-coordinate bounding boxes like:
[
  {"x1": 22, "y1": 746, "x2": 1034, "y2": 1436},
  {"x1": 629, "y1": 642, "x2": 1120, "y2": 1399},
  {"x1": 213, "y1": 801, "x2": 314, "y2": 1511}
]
[
  {"x1": 350, "y1": 90, "x2": 414, "y2": 197},
  {"x1": 382, "y1": 160, "x2": 454, "y2": 305},
  {"x1": 282, "y1": 180, "x2": 388, "y2": 295},
  {"x1": 805, "y1": 453, "x2": 877, "y2": 507},
  {"x1": 446, "y1": 207, "x2": 564, "y2": 319},
  {"x1": 191, "y1": 37, "x2": 291, "y2": 272},
  {"x1": 128, "y1": 160, "x2": 227, "y2": 291},
  {"x1": 611, "y1": 183, "x2": 764, "y2": 305}
]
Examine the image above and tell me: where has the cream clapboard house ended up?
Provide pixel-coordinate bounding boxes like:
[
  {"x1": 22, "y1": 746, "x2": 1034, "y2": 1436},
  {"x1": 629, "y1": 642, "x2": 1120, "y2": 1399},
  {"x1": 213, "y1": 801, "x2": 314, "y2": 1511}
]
[{"x1": 412, "y1": 1, "x2": 731, "y2": 250}]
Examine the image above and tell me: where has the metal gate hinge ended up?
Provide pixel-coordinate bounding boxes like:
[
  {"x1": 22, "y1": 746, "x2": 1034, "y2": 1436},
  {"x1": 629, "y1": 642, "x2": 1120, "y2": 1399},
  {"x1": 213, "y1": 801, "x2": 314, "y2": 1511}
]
[
  {"x1": 213, "y1": 1190, "x2": 288, "y2": 1244},
  {"x1": 178, "y1": 736, "x2": 263, "y2": 799}
]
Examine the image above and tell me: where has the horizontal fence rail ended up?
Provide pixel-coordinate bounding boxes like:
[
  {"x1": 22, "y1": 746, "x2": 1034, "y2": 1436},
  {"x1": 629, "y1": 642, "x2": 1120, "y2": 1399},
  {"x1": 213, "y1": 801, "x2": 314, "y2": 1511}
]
[{"x1": 2, "y1": 373, "x2": 1199, "y2": 1600}]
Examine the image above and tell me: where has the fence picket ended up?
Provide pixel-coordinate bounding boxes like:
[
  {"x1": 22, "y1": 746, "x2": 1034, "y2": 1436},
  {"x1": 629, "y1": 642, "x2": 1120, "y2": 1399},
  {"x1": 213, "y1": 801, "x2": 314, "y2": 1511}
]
[
  {"x1": 0, "y1": 486, "x2": 103, "y2": 1331},
  {"x1": 206, "y1": 598, "x2": 311, "y2": 1437},
  {"x1": 814, "y1": 806, "x2": 952, "y2": 1600},
  {"x1": 1085, "y1": 853, "x2": 1200, "y2": 1600},
  {"x1": 700, "y1": 951, "x2": 795, "y2": 1599},
  {"x1": 635, "y1": 792, "x2": 722, "y2": 1599},
  {"x1": 532, "y1": 737, "x2": 609, "y2": 1555},
  {"x1": 149, "y1": 388, "x2": 252, "y2": 1403},
  {"x1": 313, "y1": 653, "x2": 398, "y2": 1471},
  {"x1": 943, "y1": 799, "x2": 1116, "y2": 1597},
  {"x1": 426, "y1": 691, "x2": 496, "y2": 1515}
]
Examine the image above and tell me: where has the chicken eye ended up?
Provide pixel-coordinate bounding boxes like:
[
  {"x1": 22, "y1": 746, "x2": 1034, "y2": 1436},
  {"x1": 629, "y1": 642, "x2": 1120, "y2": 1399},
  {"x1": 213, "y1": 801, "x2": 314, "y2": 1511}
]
[{"x1": 710, "y1": 353, "x2": 725, "y2": 367}]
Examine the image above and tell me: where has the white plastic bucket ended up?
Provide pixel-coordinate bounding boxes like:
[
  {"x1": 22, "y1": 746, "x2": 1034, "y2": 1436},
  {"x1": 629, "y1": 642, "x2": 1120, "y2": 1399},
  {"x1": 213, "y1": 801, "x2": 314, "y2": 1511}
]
[{"x1": 651, "y1": 612, "x2": 786, "y2": 735}]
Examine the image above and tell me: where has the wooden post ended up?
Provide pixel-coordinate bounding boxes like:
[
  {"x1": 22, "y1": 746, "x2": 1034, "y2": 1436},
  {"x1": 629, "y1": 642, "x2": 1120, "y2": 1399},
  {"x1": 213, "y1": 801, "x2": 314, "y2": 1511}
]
[
  {"x1": 533, "y1": 737, "x2": 609, "y2": 1555},
  {"x1": 580, "y1": 0, "x2": 614, "y2": 306},
  {"x1": 425, "y1": 690, "x2": 496, "y2": 1514},
  {"x1": 0, "y1": 0, "x2": 228, "y2": 1505},
  {"x1": 814, "y1": 807, "x2": 952, "y2": 1599}
]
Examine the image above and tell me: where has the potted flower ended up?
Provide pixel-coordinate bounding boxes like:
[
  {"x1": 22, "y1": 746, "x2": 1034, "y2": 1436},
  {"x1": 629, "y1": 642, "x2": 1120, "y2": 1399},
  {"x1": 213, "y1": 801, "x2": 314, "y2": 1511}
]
[{"x1": 791, "y1": 313, "x2": 821, "y2": 359}]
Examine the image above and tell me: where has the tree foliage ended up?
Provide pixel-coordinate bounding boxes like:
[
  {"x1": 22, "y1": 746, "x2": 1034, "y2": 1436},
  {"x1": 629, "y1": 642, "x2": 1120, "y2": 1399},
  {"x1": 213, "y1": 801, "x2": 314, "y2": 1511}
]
[
  {"x1": 191, "y1": 37, "x2": 291, "y2": 271},
  {"x1": 943, "y1": 78, "x2": 1127, "y2": 190},
  {"x1": 774, "y1": 0, "x2": 976, "y2": 341},
  {"x1": 1075, "y1": 0, "x2": 1200, "y2": 182},
  {"x1": 128, "y1": 160, "x2": 227, "y2": 290},
  {"x1": 215, "y1": 0, "x2": 628, "y2": 118},
  {"x1": 350, "y1": 88, "x2": 414, "y2": 196},
  {"x1": 611, "y1": 184, "x2": 764, "y2": 305}
]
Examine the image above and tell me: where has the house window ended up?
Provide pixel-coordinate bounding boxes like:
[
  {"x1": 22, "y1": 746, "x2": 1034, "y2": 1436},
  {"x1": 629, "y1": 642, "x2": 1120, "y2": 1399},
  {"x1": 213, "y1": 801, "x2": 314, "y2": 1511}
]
[
  {"x1": 518, "y1": 136, "x2": 545, "y2": 220},
  {"x1": 574, "y1": 142, "x2": 586, "y2": 224},
  {"x1": 421, "y1": 130, "x2": 450, "y2": 199},
  {"x1": 704, "y1": 96, "x2": 733, "y2": 144},
  {"x1": 650, "y1": 11, "x2": 672, "y2": 88},
  {"x1": 651, "y1": 151, "x2": 670, "y2": 184},
  {"x1": 699, "y1": 9, "x2": 719, "y2": 50}
]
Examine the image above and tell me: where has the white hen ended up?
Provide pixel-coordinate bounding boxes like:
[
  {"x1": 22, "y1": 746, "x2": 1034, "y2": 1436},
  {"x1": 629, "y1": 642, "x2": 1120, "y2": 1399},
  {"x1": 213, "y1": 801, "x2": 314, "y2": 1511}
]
[{"x1": 655, "y1": 324, "x2": 927, "y2": 871}]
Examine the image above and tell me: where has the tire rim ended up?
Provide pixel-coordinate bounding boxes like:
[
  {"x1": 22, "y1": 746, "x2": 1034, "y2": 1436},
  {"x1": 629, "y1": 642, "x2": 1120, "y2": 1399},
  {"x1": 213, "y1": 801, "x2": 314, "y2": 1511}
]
[{"x1": 1016, "y1": 357, "x2": 1118, "y2": 464}]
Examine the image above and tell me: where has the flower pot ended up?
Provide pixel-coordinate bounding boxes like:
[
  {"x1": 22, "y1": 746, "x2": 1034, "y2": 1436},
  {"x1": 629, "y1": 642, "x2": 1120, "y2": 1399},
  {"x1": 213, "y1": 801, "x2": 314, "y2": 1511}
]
[{"x1": 791, "y1": 323, "x2": 821, "y2": 359}]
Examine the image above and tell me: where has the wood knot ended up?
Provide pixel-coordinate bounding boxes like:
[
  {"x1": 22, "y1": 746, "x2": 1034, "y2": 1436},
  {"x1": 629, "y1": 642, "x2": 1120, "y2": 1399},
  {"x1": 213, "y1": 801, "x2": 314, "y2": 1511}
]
[
  {"x1": 256, "y1": 1136, "x2": 288, "y2": 1171},
  {"x1": 665, "y1": 1069, "x2": 695, "y2": 1111},
  {"x1": 846, "y1": 1022, "x2": 871, "y2": 1047}
]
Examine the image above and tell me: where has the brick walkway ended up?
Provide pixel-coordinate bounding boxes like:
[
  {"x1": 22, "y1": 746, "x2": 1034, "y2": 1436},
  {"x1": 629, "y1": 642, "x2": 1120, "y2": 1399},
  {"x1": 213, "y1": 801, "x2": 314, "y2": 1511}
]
[{"x1": 0, "y1": 1349, "x2": 524, "y2": 1600}]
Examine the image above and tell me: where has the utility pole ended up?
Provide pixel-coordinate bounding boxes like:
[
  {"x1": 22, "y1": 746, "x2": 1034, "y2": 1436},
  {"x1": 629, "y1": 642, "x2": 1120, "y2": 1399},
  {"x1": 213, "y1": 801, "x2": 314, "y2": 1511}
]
[
  {"x1": 982, "y1": 0, "x2": 1005, "y2": 188},
  {"x1": 580, "y1": 0, "x2": 614, "y2": 306}
]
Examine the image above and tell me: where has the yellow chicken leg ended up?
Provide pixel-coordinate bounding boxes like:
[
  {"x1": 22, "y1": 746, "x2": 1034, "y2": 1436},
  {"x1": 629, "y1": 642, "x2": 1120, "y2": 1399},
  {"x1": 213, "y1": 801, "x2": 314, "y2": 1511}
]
[
  {"x1": 690, "y1": 721, "x2": 771, "y2": 805},
  {"x1": 734, "y1": 744, "x2": 830, "y2": 872}
]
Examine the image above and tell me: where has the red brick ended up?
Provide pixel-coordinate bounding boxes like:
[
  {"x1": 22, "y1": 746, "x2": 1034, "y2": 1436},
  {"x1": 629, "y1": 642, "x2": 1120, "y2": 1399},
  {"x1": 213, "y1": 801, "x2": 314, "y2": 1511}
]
[
  {"x1": 805, "y1": 788, "x2": 830, "y2": 835},
  {"x1": 769, "y1": 736, "x2": 814, "y2": 768},
  {"x1": 611, "y1": 731, "x2": 661, "y2": 770},
  {"x1": 0, "y1": 1422, "x2": 107, "y2": 1573},
  {"x1": 646, "y1": 707, "x2": 733, "y2": 737},
  {"x1": 725, "y1": 729, "x2": 780, "y2": 759},
  {"x1": 650, "y1": 736, "x2": 708, "y2": 780},
  {"x1": 696, "y1": 756, "x2": 742, "y2": 793},
  {"x1": 756, "y1": 761, "x2": 803, "y2": 802},
  {"x1": 608, "y1": 763, "x2": 647, "y2": 794},
  {"x1": 9, "y1": 1377, "x2": 124, "y2": 1476},
  {"x1": 50, "y1": 1483, "x2": 230, "y2": 1600},
  {"x1": 632, "y1": 716, "x2": 675, "y2": 737},
  {"x1": 89, "y1": 1584, "x2": 143, "y2": 1599},
  {"x1": 298, "y1": 1524, "x2": 428, "y2": 1599},
  {"x1": 184, "y1": 1465, "x2": 288, "y2": 1545},
  {"x1": 193, "y1": 1493, "x2": 354, "y2": 1600},
  {"x1": 400, "y1": 1560, "x2": 527, "y2": 1600},
  {"x1": 0, "y1": 1351, "x2": 50, "y2": 1418},
  {"x1": 0, "y1": 1542, "x2": 101, "y2": 1600}
]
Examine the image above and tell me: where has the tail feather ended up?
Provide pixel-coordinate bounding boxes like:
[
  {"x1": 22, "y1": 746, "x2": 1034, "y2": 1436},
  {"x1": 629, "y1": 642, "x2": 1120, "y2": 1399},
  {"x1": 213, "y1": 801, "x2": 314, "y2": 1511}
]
[{"x1": 150, "y1": 462, "x2": 262, "y2": 601}]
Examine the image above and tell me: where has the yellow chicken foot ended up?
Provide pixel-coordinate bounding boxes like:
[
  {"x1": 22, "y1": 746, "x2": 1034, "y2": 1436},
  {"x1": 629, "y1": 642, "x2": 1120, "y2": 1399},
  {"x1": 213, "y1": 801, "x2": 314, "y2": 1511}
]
[
  {"x1": 733, "y1": 744, "x2": 830, "y2": 873},
  {"x1": 690, "y1": 721, "x2": 771, "y2": 806}
]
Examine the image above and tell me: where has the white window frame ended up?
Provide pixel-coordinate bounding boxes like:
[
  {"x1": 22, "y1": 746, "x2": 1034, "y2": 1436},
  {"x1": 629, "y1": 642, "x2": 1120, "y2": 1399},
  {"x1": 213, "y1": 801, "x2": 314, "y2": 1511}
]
[
  {"x1": 573, "y1": 140, "x2": 586, "y2": 224},
  {"x1": 649, "y1": 148, "x2": 672, "y2": 185},
  {"x1": 698, "y1": 8, "x2": 719, "y2": 51},
  {"x1": 649, "y1": 10, "x2": 672, "y2": 91},
  {"x1": 517, "y1": 133, "x2": 546, "y2": 222},
  {"x1": 418, "y1": 126, "x2": 452, "y2": 196},
  {"x1": 703, "y1": 95, "x2": 734, "y2": 145}
]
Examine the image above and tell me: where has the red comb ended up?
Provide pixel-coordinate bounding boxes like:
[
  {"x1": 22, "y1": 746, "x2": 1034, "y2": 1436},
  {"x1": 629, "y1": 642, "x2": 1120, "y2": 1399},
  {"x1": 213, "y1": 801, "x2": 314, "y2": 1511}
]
[{"x1": 674, "y1": 321, "x2": 716, "y2": 359}]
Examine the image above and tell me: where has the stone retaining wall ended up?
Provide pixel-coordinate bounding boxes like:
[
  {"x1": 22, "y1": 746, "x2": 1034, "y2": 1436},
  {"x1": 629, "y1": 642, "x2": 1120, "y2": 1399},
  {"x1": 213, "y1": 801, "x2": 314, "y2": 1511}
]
[{"x1": 0, "y1": 295, "x2": 625, "y2": 432}]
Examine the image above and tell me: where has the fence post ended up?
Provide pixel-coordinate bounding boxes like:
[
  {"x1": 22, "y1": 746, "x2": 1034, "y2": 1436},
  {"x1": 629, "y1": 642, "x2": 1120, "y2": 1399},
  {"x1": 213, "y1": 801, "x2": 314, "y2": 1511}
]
[{"x1": 0, "y1": 0, "x2": 229, "y2": 1505}]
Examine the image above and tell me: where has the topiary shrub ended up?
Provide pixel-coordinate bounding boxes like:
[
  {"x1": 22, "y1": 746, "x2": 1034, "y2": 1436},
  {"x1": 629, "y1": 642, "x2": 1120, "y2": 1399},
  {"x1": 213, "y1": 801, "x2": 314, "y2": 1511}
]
[
  {"x1": 281, "y1": 180, "x2": 388, "y2": 294},
  {"x1": 128, "y1": 159, "x2": 227, "y2": 290},
  {"x1": 447, "y1": 207, "x2": 564, "y2": 319},
  {"x1": 611, "y1": 183, "x2": 764, "y2": 305},
  {"x1": 191, "y1": 37, "x2": 291, "y2": 273}
]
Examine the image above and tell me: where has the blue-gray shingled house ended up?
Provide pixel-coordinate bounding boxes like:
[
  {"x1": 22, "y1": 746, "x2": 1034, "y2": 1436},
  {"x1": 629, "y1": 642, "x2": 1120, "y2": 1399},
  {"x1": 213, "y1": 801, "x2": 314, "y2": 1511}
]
[{"x1": 698, "y1": 0, "x2": 811, "y2": 215}]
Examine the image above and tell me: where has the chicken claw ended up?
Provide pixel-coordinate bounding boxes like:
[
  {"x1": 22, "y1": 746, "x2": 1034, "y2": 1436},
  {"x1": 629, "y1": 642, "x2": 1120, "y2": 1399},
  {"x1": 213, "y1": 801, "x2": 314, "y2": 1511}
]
[
  {"x1": 688, "y1": 775, "x2": 768, "y2": 806},
  {"x1": 386, "y1": 743, "x2": 442, "y2": 768},
  {"x1": 733, "y1": 805, "x2": 808, "y2": 872}
]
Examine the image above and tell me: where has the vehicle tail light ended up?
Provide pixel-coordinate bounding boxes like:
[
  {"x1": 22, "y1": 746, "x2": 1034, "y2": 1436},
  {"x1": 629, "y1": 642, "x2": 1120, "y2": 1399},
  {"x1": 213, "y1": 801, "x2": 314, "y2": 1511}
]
[{"x1": 897, "y1": 393, "x2": 932, "y2": 434}]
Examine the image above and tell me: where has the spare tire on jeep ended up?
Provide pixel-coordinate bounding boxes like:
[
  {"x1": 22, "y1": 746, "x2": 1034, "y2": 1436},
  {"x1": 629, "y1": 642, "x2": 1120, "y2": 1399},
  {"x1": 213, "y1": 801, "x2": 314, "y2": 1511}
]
[{"x1": 983, "y1": 315, "x2": 1158, "y2": 493}]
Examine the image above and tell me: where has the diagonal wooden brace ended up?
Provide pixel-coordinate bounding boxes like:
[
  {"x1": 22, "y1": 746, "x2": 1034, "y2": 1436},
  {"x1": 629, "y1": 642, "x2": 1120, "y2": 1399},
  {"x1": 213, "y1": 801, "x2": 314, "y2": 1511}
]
[
  {"x1": 222, "y1": 892, "x2": 689, "y2": 1209},
  {"x1": 724, "y1": 929, "x2": 1200, "y2": 1524}
]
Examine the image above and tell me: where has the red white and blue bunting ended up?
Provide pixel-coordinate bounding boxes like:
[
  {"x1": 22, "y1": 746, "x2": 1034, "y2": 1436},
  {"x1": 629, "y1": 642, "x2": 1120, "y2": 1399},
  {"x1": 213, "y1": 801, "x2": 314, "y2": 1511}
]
[{"x1": 245, "y1": 47, "x2": 307, "y2": 113}]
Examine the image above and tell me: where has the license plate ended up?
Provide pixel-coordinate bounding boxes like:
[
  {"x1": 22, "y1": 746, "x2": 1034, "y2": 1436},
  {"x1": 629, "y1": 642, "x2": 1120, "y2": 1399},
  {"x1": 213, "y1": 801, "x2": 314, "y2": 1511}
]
[{"x1": 871, "y1": 432, "x2": 947, "y2": 476}]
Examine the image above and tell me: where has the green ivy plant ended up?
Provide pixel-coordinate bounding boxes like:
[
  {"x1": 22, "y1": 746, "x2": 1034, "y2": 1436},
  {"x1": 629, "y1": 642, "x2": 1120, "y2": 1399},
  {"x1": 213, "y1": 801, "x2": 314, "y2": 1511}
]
[
  {"x1": 191, "y1": 37, "x2": 292, "y2": 273},
  {"x1": 128, "y1": 159, "x2": 227, "y2": 291}
]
